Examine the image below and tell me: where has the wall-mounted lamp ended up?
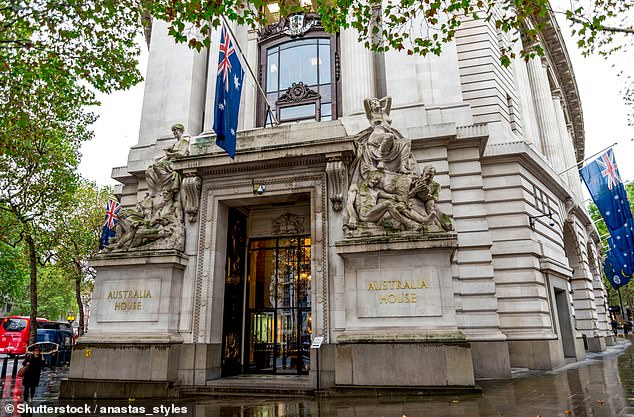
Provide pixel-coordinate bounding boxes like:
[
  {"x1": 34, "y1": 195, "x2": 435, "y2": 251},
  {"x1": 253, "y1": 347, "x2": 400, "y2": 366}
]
[
  {"x1": 529, "y1": 212, "x2": 555, "y2": 231},
  {"x1": 252, "y1": 181, "x2": 266, "y2": 195}
]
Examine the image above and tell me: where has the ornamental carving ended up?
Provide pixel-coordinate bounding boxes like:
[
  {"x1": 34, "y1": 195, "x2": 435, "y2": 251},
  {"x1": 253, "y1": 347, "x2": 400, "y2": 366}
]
[
  {"x1": 564, "y1": 198, "x2": 578, "y2": 224},
  {"x1": 343, "y1": 97, "x2": 454, "y2": 238},
  {"x1": 259, "y1": 12, "x2": 320, "y2": 43},
  {"x1": 182, "y1": 173, "x2": 202, "y2": 222},
  {"x1": 104, "y1": 124, "x2": 188, "y2": 252},
  {"x1": 276, "y1": 82, "x2": 320, "y2": 104},
  {"x1": 326, "y1": 157, "x2": 346, "y2": 211},
  {"x1": 272, "y1": 213, "x2": 305, "y2": 236}
]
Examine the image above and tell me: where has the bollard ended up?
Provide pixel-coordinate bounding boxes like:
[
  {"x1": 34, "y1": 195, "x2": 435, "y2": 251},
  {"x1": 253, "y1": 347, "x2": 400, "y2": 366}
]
[
  {"x1": 11, "y1": 356, "x2": 19, "y2": 379},
  {"x1": 0, "y1": 356, "x2": 8, "y2": 381}
]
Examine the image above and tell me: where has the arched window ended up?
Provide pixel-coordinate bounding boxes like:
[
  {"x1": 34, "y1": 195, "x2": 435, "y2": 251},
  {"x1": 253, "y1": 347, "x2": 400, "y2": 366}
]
[{"x1": 258, "y1": 13, "x2": 339, "y2": 126}]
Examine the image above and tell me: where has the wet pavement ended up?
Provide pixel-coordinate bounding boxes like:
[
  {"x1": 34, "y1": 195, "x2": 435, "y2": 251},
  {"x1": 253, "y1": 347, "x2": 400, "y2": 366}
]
[{"x1": 1, "y1": 338, "x2": 634, "y2": 416}]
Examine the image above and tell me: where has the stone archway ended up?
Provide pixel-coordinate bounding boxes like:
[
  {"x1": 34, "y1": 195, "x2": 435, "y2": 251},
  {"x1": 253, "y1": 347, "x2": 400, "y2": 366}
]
[{"x1": 562, "y1": 221, "x2": 604, "y2": 352}]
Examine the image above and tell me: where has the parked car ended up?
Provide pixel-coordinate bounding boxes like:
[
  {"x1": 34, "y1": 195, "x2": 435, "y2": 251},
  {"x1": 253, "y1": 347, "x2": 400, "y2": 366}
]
[
  {"x1": 0, "y1": 316, "x2": 49, "y2": 355},
  {"x1": 35, "y1": 321, "x2": 74, "y2": 365}
]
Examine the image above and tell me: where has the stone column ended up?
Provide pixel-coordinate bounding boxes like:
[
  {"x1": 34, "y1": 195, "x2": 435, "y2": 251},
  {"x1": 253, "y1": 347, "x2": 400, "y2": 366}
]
[
  {"x1": 526, "y1": 56, "x2": 566, "y2": 173},
  {"x1": 202, "y1": 27, "x2": 222, "y2": 132},
  {"x1": 513, "y1": 55, "x2": 540, "y2": 150},
  {"x1": 552, "y1": 93, "x2": 583, "y2": 197},
  {"x1": 138, "y1": 19, "x2": 209, "y2": 144},
  {"x1": 340, "y1": 27, "x2": 375, "y2": 115}
]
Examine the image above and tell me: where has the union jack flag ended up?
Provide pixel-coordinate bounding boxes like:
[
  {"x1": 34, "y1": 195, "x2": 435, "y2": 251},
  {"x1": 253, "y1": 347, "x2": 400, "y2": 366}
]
[
  {"x1": 597, "y1": 150, "x2": 622, "y2": 190},
  {"x1": 103, "y1": 199, "x2": 121, "y2": 229}
]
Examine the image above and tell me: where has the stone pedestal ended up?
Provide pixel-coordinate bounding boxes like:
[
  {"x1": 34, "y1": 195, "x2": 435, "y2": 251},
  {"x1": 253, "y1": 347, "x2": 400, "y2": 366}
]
[
  {"x1": 334, "y1": 234, "x2": 475, "y2": 389},
  {"x1": 61, "y1": 250, "x2": 188, "y2": 399}
]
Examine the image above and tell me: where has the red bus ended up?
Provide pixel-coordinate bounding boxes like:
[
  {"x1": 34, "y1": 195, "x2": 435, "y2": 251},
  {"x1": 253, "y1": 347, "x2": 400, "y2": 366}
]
[{"x1": 0, "y1": 316, "x2": 48, "y2": 355}]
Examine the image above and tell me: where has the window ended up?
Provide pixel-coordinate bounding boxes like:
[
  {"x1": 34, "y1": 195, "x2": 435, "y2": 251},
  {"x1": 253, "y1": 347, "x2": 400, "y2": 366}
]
[{"x1": 258, "y1": 14, "x2": 339, "y2": 126}]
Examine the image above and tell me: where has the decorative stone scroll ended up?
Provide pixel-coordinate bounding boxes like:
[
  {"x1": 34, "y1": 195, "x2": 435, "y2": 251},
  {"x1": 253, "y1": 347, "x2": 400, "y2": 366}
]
[
  {"x1": 105, "y1": 124, "x2": 189, "y2": 252},
  {"x1": 564, "y1": 198, "x2": 578, "y2": 224},
  {"x1": 326, "y1": 156, "x2": 346, "y2": 211},
  {"x1": 182, "y1": 172, "x2": 202, "y2": 223},
  {"x1": 343, "y1": 97, "x2": 453, "y2": 238}
]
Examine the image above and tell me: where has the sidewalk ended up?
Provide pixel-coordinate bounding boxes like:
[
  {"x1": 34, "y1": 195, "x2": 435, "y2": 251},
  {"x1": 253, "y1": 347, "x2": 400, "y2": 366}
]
[{"x1": 1, "y1": 339, "x2": 633, "y2": 416}]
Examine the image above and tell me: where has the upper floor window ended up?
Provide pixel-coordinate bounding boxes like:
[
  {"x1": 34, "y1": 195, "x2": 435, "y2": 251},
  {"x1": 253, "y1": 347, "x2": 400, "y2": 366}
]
[{"x1": 258, "y1": 12, "x2": 339, "y2": 126}]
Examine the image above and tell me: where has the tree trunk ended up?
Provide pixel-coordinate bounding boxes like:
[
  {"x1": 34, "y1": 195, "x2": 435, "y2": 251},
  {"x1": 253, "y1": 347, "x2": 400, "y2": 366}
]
[
  {"x1": 75, "y1": 265, "x2": 85, "y2": 336},
  {"x1": 26, "y1": 234, "x2": 38, "y2": 345}
]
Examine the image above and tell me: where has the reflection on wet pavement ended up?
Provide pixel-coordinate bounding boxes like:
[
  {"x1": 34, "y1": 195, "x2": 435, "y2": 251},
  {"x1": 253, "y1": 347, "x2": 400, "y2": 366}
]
[
  {"x1": 1, "y1": 339, "x2": 634, "y2": 416},
  {"x1": 193, "y1": 340, "x2": 634, "y2": 417}
]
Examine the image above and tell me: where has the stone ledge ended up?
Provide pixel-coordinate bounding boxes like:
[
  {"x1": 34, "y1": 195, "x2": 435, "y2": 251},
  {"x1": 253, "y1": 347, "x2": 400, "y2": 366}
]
[
  {"x1": 90, "y1": 249, "x2": 189, "y2": 268},
  {"x1": 76, "y1": 332, "x2": 184, "y2": 345},
  {"x1": 337, "y1": 330, "x2": 467, "y2": 344},
  {"x1": 60, "y1": 379, "x2": 176, "y2": 399},
  {"x1": 335, "y1": 233, "x2": 457, "y2": 255},
  {"x1": 329, "y1": 385, "x2": 482, "y2": 396},
  {"x1": 540, "y1": 257, "x2": 573, "y2": 278}
]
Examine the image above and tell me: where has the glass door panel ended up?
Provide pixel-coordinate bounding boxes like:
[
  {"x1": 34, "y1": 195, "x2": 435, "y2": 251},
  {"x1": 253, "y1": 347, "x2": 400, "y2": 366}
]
[
  {"x1": 300, "y1": 311, "x2": 312, "y2": 372},
  {"x1": 248, "y1": 311, "x2": 275, "y2": 372},
  {"x1": 246, "y1": 236, "x2": 311, "y2": 374},
  {"x1": 276, "y1": 310, "x2": 299, "y2": 373}
]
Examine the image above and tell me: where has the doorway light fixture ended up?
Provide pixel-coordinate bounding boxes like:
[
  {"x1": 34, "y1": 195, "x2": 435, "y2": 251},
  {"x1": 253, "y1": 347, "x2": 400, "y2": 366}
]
[
  {"x1": 529, "y1": 212, "x2": 555, "y2": 231},
  {"x1": 252, "y1": 180, "x2": 266, "y2": 195}
]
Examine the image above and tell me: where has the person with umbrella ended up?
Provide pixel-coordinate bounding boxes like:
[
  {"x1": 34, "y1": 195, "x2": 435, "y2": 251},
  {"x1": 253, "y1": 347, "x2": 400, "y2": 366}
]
[{"x1": 21, "y1": 345, "x2": 46, "y2": 401}]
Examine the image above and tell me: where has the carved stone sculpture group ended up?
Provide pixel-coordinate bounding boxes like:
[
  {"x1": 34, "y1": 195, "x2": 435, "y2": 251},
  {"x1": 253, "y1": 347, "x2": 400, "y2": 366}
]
[
  {"x1": 343, "y1": 97, "x2": 453, "y2": 237},
  {"x1": 105, "y1": 124, "x2": 191, "y2": 252}
]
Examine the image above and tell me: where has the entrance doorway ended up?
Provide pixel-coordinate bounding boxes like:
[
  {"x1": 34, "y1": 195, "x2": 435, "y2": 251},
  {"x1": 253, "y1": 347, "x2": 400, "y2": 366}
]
[
  {"x1": 246, "y1": 236, "x2": 312, "y2": 374},
  {"x1": 554, "y1": 288, "x2": 576, "y2": 358}
]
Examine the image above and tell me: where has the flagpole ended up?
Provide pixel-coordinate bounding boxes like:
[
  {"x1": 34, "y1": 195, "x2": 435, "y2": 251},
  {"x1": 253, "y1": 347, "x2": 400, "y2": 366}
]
[
  {"x1": 220, "y1": 16, "x2": 279, "y2": 126},
  {"x1": 558, "y1": 142, "x2": 618, "y2": 176},
  {"x1": 618, "y1": 287, "x2": 629, "y2": 335}
]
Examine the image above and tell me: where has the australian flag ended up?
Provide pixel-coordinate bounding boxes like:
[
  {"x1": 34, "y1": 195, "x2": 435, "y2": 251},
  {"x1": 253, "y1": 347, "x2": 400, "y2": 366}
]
[
  {"x1": 579, "y1": 149, "x2": 632, "y2": 231},
  {"x1": 213, "y1": 25, "x2": 244, "y2": 159},
  {"x1": 99, "y1": 199, "x2": 120, "y2": 250},
  {"x1": 604, "y1": 249, "x2": 632, "y2": 290}
]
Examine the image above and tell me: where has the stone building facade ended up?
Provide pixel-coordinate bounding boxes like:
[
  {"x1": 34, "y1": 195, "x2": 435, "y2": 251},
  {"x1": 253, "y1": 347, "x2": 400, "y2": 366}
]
[{"x1": 63, "y1": 4, "x2": 612, "y2": 398}]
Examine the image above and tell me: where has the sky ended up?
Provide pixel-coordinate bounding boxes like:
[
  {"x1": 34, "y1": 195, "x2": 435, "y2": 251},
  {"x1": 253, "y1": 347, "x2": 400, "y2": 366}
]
[{"x1": 78, "y1": 18, "x2": 634, "y2": 189}]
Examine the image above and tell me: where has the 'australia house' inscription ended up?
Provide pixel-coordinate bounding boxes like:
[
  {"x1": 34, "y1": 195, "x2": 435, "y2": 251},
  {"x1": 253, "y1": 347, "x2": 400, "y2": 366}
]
[
  {"x1": 357, "y1": 268, "x2": 442, "y2": 317},
  {"x1": 107, "y1": 289, "x2": 152, "y2": 311},
  {"x1": 95, "y1": 279, "x2": 162, "y2": 322},
  {"x1": 367, "y1": 279, "x2": 430, "y2": 304}
]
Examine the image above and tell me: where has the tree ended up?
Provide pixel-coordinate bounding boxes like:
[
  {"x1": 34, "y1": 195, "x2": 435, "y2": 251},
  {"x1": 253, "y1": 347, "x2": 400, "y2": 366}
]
[
  {"x1": 53, "y1": 182, "x2": 112, "y2": 336},
  {"x1": 1, "y1": 0, "x2": 145, "y2": 343},
  {"x1": 0, "y1": 69, "x2": 85, "y2": 343},
  {"x1": 146, "y1": 0, "x2": 632, "y2": 61},
  {"x1": 0, "y1": 230, "x2": 29, "y2": 310},
  {"x1": 146, "y1": 0, "x2": 633, "y2": 120}
]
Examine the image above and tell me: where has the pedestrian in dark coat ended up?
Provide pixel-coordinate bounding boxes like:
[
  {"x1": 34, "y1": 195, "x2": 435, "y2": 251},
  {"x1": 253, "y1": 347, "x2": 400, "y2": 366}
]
[{"x1": 22, "y1": 346, "x2": 46, "y2": 401}]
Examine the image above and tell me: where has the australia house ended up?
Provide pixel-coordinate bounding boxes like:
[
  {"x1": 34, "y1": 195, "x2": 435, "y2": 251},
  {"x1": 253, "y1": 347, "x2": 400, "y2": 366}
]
[{"x1": 63, "y1": 2, "x2": 612, "y2": 398}]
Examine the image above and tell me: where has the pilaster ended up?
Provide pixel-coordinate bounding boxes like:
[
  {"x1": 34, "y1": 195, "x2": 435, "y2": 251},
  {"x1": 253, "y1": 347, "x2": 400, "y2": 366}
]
[
  {"x1": 340, "y1": 27, "x2": 375, "y2": 115},
  {"x1": 526, "y1": 57, "x2": 565, "y2": 173},
  {"x1": 138, "y1": 19, "x2": 208, "y2": 145}
]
